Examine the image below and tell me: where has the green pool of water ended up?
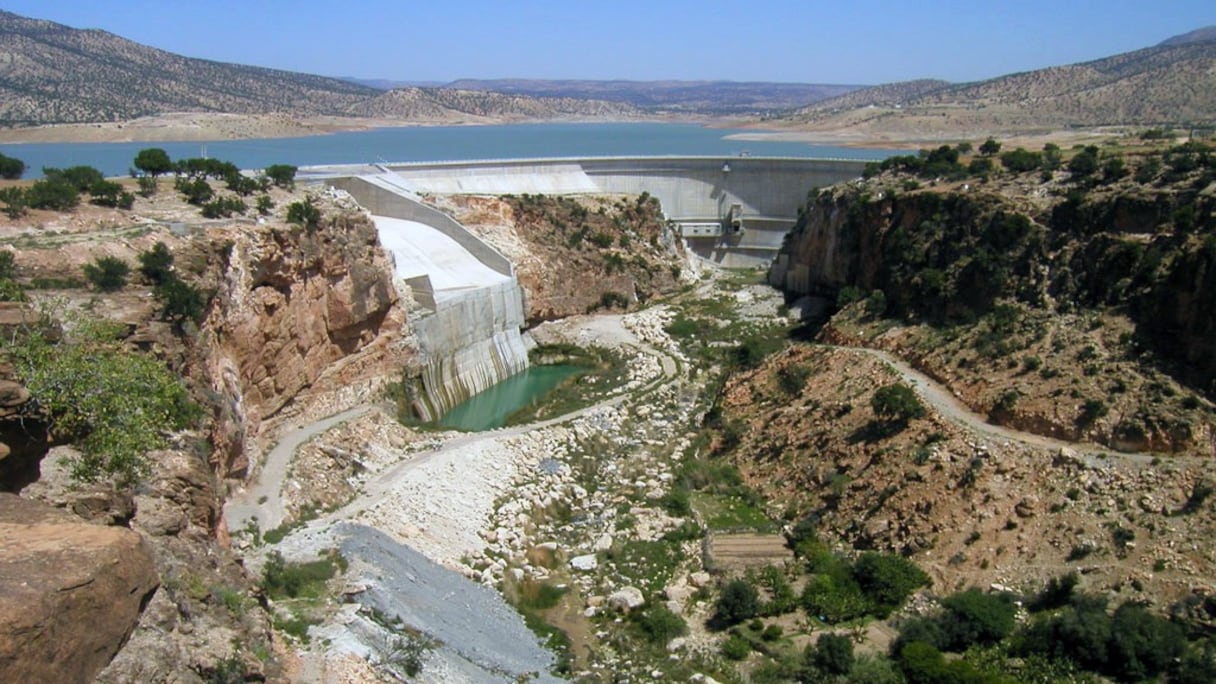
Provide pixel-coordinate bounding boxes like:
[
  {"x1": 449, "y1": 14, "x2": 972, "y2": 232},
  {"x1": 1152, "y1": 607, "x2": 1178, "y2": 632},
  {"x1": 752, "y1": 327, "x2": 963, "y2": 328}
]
[{"x1": 437, "y1": 364, "x2": 585, "y2": 431}]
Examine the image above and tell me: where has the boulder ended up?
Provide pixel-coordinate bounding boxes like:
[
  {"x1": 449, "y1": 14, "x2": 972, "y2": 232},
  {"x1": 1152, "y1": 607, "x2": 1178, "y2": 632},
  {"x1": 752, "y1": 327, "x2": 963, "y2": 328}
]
[
  {"x1": 0, "y1": 493, "x2": 158, "y2": 683},
  {"x1": 570, "y1": 554, "x2": 598, "y2": 571},
  {"x1": 607, "y1": 586, "x2": 645, "y2": 612},
  {"x1": 0, "y1": 363, "x2": 50, "y2": 493}
]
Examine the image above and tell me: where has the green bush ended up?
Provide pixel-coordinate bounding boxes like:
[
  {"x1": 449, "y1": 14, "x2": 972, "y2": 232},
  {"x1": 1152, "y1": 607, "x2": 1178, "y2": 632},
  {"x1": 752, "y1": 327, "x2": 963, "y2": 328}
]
[
  {"x1": 43, "y1": 165, "x2": 104, "y2": 192},
  {"x1": 0, "y1": 152, "x2": 25, "y2": 179},
  {"x1": 138, "y1": 242, "x2": 174, "y2": 284},
  {"x1": 0, "y1": 186, "x2": 27, "y2": 218},
  {"x1": 852, "y1": 552, "x2": 930, "y2": 618},
  {"x1": 286, "y1": 199, "x2": 321, "y2": 230},
  {"x1": 714, "y1": 579, "x2": 760, "y2": 627},
  {"x1": 941, "y1": 589, "x2": 1017, "y2": 649},
  {"x1": 872, "y1": 383, "x2": 926, "y2": 425},
  {"x1": 133, "y1": 148, "x2": 173, "y2": 177},
  {"x1": 83, "y1": 256, "x2": 130, "y2": 292},
  {"x1": 1000, "y1": 148, "x2": 1043, "y2": 173},
  {"x1": 632, "y1": 604, "x2": 688, "y2": 645},
  {"x1": 264, "y1": 164, "x2": 297, "y2": 189},
  {"x1": 261, "y1": 550, "x2": 344, "y2": 600},
  {"x1": 720, "y1": 633, "x2": 752, "y2": 660},
  {"x1": 2, "y1": 316, "x2": 199, "y2": 484},
  {"x1": 26, "y1": 178, "x2": 79, "y2": 210},
  {"x1": 812, "y1": 632, "x2": 855, "y2": 675},
  {"x1": 156, "y1": 276, "x2": 208, "y2": 325}
]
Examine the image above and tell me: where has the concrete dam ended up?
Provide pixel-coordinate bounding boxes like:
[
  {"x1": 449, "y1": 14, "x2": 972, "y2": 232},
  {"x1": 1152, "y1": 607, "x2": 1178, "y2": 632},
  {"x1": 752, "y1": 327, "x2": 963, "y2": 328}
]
[{"x1": 313, "y1": 156, "x2": 867, "y2": 418}]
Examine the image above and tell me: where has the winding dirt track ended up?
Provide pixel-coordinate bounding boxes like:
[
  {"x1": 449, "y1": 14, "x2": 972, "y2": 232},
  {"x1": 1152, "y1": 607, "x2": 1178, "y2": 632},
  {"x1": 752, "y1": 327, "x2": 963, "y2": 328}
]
[{"x1": 837, "y1": 345, "x2": 1167, "y2": 465}]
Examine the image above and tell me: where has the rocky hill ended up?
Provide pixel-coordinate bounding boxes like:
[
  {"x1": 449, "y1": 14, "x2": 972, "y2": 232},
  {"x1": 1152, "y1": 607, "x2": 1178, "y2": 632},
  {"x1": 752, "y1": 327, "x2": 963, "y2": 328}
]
[
  {"x1": 0, "y1": 10, "x2": 639, "y2": 126},
  {"x1": 346, "y1": 86, "x2": 640, "y2": 122},
  {"x1": 783, "y1": 32, "x2": 1216, "y2": 132},
  {"x1": 443, "y1": 78, "x2": 863, "y2": 115}
]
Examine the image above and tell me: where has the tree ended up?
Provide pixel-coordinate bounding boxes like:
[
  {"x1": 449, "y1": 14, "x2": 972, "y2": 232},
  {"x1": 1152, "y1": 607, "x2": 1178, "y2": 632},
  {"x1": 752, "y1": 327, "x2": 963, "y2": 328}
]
[
  {"x1": 42, "y1": 165, "x2": 104, "y2": 192},
  {"x1": 871, "y1": 383, "x2": 925, "y2": 424},
  {"x1": 999, "y1": 148, "x2": 1043, "y2": 173},
  {"x1": 1068, "y1": 146, "x2": 1100, "y2": 176},
  {"x1": 88, "y1": 180, "x2": 134, "y2": 209},
  {"x1": 940, "y1": 589, "x2": 1017, "y2": 649},
  {"x1": 851, "y1": 552, "x2": 929, "y2": 617},
  {"x1": 177, "y1": 177, "x2": 213, "y2": 205},
  {"x1": 26, "y1": 178, "x2": 79, "y2": 210},
  {"x1": 83, "y1": 256, "x2": 130, "y2": 292},
  {"x1": 133, "y1": 148, "x2": 173, "y2": 177},
  {"x1": 156, "y1": 276, "x2": 207, "y2": 325},
  {"x1": 979, "y1": 138, "x2": 1002, "y2": 156},
  {"x1": 138, "y1": 242, "x2": 174, "y2": 284},
  {"x1": 1042, "y1": 143, "x2": 1063, "y2": 170},
  {"x1": 632, "y1": 604, "x2": 688, "y2": 645},
  {"x1": 811, "y1": 633, "x2": 855, "y2": 675},
  {"x1": 714, "y1": 579, "x2": 760, "y2": 627},
  {"x1": 264, "y1": 164, "x2": 298, "y2": 189},
  {"x1": 0, "y1": 152, "x2": 25, "y2": 179}
]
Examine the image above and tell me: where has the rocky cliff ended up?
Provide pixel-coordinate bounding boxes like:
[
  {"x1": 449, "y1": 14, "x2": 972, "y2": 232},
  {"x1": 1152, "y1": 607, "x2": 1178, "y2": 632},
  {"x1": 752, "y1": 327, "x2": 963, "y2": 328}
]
[
  {"x1": 771, "y1": 142, "x2": 1216, "y2": 452},
  {"x1": 0, "y1": 359, "x2": 49, "y2": 492},
  {"x1": 199, "y1": 196, "x2": 411, "y2": 478}
]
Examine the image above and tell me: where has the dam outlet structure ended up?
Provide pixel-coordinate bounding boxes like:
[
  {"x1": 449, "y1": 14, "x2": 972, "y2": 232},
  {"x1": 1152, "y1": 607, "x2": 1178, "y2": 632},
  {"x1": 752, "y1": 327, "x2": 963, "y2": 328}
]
[{"x1": 327, "y1": 174, "x2": 530, "y2": 421}]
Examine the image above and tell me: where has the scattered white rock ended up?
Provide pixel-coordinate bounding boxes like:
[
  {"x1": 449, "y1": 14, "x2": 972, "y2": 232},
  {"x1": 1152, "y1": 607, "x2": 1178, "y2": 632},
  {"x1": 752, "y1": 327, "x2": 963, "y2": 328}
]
[{"x1": 571, "y1": 554, "x2": 599, "y2": 571}]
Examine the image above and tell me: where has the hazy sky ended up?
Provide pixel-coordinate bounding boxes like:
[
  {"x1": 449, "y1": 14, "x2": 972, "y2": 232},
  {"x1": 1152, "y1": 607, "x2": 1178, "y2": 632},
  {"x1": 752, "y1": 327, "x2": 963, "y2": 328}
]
[{"x1": 4, "y1": 0, "x2": 1214, "y2": 84}]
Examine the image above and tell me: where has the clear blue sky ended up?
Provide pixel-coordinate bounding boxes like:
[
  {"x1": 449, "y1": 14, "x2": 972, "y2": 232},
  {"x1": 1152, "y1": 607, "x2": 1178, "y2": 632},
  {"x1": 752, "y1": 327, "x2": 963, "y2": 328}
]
[{"x1": 4, "y1": 0, "x2": 1214, "y2": 84}]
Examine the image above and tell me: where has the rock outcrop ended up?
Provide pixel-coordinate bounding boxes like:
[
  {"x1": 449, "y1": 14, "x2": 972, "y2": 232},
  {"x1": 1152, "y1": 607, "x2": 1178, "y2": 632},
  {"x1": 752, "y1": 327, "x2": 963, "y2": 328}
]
[
  {"x1": 0, "y1": 493, "x2": 158, "y2": 683},
  {"x1": 200, "y1": 199, "x2": 410, "y2": 478},
  {"x1": 0, "y1": 361, "x2": 49, "y2": 493}
]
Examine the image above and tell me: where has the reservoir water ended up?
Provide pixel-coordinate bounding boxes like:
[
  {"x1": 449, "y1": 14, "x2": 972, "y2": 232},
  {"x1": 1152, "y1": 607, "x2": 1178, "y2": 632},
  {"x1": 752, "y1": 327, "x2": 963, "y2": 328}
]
[
  {"x1": 438, "y1": 364, "x2": 585, "y2": 431},
  {"x1": 1, "y1": 122, "x2": 895, "y2": 178}
]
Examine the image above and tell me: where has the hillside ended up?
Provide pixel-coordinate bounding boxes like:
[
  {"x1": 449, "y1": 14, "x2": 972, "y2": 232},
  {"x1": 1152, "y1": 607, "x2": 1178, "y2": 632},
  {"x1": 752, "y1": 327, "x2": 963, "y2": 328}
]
[
  {"x1": 0, "y1": 11, "x2": 641, "y2": 128},
  {"x1": 0, "y1": 11, "x2": 378, "y2": 125},
  {"x1": 780, "y1": 36, "x2": 1216, "y2": 136},
  {"x1": 345, "y1": 86, "x2": 641, "y2": 121},
  {"x1": 443, "y1": 78, "x2": 864, "y2": 115}
]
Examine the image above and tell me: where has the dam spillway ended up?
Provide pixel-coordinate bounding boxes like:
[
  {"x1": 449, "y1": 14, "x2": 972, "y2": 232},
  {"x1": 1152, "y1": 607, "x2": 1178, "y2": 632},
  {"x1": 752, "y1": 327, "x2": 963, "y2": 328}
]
[
  {"x1": 305, "y1": 156, "x2": 870, "y2": 268},
  {"x1": 328, "y1": 175, "x2": 530, "y2": 420}
]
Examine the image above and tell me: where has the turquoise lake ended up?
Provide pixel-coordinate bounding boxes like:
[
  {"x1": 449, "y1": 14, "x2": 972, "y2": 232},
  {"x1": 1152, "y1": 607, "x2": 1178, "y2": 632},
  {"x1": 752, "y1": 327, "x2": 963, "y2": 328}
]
[
  {"x1": 437, "y1": 364, "x2": 586, "y2": 431},
  {"x1": 1, "y1": 122, "x2": 895, "y2": 177}
]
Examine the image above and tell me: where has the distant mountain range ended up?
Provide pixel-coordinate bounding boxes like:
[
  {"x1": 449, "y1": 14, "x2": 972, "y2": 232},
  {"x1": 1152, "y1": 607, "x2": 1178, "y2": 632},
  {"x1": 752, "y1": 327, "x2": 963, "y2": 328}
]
[
  {"x1": 1, "y1": 8, "x2": 1213, "y2": 132},
  {"x1": 786, "y1": 27, "x2": 1216, "y2": 129}
]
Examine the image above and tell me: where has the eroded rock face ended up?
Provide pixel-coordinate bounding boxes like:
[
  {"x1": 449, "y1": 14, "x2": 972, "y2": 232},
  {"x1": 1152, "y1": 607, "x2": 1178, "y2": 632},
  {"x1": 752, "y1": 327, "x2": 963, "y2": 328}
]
[
  {"x1": 201, "y1": 206, "x2": 411, "y2": 478},
  {"x1": 0, "y1": 361, "x2": 50, "y2": 493},
  {"x1": 0, "y1": 493, "x2": 158, "y2": 683}
]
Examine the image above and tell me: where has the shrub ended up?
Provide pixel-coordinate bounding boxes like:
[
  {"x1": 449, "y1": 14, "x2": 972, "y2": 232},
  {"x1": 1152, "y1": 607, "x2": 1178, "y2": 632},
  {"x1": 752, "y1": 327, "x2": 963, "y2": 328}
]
[
  {"x1": 256, "y1": 194, "x2": 274, "y2": 215},
  {"x1": 2, "y1": 316, "x2": 198, "y2": 484},
  {"x1": 261, "y1": 550, "x2": 344, "y2": 600},
  {"x1": 138, "y1": 242, "x2": 174, "y2": 284},
  {"x1": 0, "y1": 187, "x2": 26, "y2": 218},
  {"x1": 286, "y1": 199, "x2": 321, "y2": 230},
  {"x1": 872, "y1": 383, "x2": 926, "y2": 425},
  {"x1": 632, "y1": 604, "x2": 688, "y2": 645},
  {"x1": 812, "y1": 633, "x2": 855, "y2": 675},
  {"x1": 26, "y1": 178, "x2": 79, "y2": 210},
  {"x1": 156, "y1": 276, "x2": 207, "y2": 325},
  {"x1": 83, "y1": 256, "x2": 130, "y2": 292},
  {"x1": 714, "y1": 579, "x2": 760, "y2": 627},
  {"x1": 979, "y1": 138, "x2": 1002, "y2": 156},
  {"x1": 720, "y1": 633, "x2": 751, "y2": 660},
  {"x1": 851, "y1": 552, "x2": 930, "y2": 618},
  {"x1": 177, "y1": 177, "x2": 214, "y2": 205},
  {"x1": 89, "y1": 180, "x2": 134, "y2": 209},
  {"x1": 940, "y1": 589, "x2": 1017, "y2": 649},
  {"x1": 43, "y1": 165, "x2": 104, "y2": 192},
  {"x1": 0, "y1": 152, "x2": 24, "y2": 179},
  {"x1": 1000, "y1": 148, "x2": 1043, "y2": 173}
]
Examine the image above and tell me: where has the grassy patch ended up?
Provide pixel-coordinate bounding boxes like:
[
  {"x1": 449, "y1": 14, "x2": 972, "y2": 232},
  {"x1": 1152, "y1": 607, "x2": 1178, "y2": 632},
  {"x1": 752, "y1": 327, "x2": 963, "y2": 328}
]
[
  {"x1": 691, "y1": 492, "x2": 777, "y2": 532},
  {"x1": 261, "y1": 549, "x2": 346, "y2": 600}
]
